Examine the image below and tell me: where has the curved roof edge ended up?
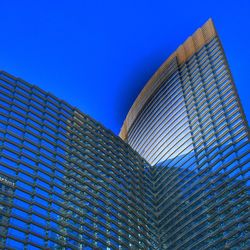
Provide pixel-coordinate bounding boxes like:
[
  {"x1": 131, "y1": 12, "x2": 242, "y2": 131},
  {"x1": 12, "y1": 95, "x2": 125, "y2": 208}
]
[{"x1": 119, "y1": 18, "x2": 217, "y2": 140}]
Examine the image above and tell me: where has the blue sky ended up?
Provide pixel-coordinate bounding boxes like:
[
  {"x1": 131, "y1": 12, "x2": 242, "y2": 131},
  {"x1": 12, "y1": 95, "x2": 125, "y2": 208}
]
[{"x1": 0, "y1": 0, "x2": 249, "y2": 134}]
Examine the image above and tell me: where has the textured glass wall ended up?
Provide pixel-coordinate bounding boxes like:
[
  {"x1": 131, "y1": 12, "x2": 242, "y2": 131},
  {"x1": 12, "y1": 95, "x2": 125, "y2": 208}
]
[
  {"x1": 1, "y1": 19, "x2": 249, "y2": 250},
  {"x1": 0, "y1": 71, "x2": 152, "y2": 250},
  {"x1": 123, "y1": 26, "x2": 250, "y2": 249}
]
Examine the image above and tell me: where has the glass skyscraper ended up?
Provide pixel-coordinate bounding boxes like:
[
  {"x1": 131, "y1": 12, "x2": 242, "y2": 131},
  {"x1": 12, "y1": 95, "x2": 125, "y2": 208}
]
[
  {"x1": 120, "y1": 19, "x2": 250, "y2": 249},
  {"x1": 0, "y1": 19, "x2": 249, "y2": 249},
  {"x1": 0, "y1": 71, "x2": 152, "y2": 249}
]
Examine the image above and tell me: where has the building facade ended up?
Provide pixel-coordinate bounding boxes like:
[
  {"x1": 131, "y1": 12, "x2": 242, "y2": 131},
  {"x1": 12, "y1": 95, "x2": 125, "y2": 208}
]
[
  {"x1": 0, "y1": 71, "x2": 153, "y2": 249},
  {"x1": 120, "y1": 19, "x2": 250, "y2": 249},
  {"x1": 0, "y1": 19, "x2": 249, "y2": 250}
]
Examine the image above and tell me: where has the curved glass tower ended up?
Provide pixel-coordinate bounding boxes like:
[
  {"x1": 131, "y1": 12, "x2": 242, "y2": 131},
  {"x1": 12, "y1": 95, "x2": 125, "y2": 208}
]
[
  {"x1": 0, "y1": 71, "x2": 152, "y2": 249},
  {"x1": 120, "y1": 19, "x2": 250, "y2": 249}
]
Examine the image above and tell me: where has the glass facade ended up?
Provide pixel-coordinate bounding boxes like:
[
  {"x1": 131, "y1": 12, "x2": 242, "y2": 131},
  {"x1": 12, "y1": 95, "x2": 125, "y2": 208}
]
[
  {"x1": 0, "y1": 19, "x2": 249, "y2": 250},
  {"x1": 121, "y1": 19, "x2": 250, "y2": 249},
  {"x1": 0, "y1": 71, "x2": 152, "y2": 249}
]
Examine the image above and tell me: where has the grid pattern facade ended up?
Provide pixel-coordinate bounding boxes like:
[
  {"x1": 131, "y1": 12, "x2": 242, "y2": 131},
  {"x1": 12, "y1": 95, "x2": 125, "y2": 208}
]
[
  {"x1": 0, "y1": 71, "x2": 152, "y2": 250},
  {"x1": 124, "y1": 28, "x2": 250, "y2": 248},
  {"x1": 0, "y1": 19, "x2": 250, "y2": 250}
]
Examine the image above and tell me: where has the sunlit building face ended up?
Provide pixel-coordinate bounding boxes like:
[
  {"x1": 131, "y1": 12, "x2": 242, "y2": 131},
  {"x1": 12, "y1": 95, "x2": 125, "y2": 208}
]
[{"x1": 120, "y1": 19, "x2": 250, "y2": 249}]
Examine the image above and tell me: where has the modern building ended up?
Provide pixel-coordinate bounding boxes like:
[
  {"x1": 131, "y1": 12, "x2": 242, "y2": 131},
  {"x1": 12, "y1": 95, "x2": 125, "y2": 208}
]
[
  {"x1": 0, "y1": 19, "x2": 249, "y2": 250},
  {"x1": 0, "y1": 71, "x2": 153, "y2": 249},
  {"x1": 120, "y1": 19, "x2": 250, "y2": 249}
]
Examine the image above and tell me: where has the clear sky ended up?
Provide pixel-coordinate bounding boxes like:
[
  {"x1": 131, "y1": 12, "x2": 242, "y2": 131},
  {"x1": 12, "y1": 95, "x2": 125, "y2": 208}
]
[{"x1": 0, "y1": 0, "x2": 249, "y2": 134}]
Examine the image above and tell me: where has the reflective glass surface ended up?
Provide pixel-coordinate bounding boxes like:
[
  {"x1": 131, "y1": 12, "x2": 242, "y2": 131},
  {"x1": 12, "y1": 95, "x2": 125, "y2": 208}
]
[
  {"x1": 0, "y1": 72, "x2": 152, "y2": 249},
  {"x1": 127, "y1": 37, "x2": 250, "y2": 249}
]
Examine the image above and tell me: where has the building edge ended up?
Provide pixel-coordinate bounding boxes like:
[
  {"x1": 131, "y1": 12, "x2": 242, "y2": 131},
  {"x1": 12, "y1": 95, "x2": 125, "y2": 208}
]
[{"x1": 119, "y1": 18, "x2": 217, "y2": 140}]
